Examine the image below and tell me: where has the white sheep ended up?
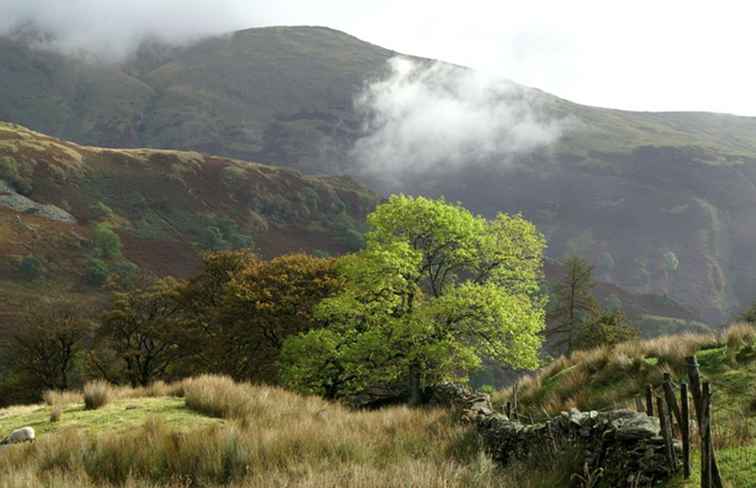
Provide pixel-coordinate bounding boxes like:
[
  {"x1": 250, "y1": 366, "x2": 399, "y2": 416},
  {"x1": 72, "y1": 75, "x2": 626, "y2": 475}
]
[{"x1": 1, "y1": 426, "x2": 35, "y2": 445}]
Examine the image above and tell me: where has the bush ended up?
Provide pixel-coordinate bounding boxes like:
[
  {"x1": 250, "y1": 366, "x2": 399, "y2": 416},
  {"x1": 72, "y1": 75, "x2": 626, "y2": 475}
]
[
  {"x1": 84, "y1": 380, "x2": 111, "y2": 410},
  {"x1": 93, "y1": 223, "x2": 122, "y2": 258},
  {"x1": 109, "y1": 260, "x2": 141, "y2": 289},
  {"x1": 85, "y1": 258, "x2": 109, "y2": 287},
  {"x1": 574, "y1": 310, "x2": 639, "y2": 350},
  {"x1": 18, "y1": 255, "x2": 44, "y2": 280},
  {"x1": 89, "y1": 201, "x2": 115, "y2": 221}
]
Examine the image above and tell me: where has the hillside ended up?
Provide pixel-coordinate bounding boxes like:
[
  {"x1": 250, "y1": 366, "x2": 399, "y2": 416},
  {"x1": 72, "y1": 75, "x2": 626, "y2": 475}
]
[
  {"x1": 0, "y1": 121, "x2": 703, "y2": 347},
  {"x1": 2, "y1": 26, "x2": 756, "y2": 321},
  {"x1": 0, "y1": 121, "x2": 375, "y2": 318},
  {"x1": 493, "y1": 323, "x2": 756, "y2": 487}
]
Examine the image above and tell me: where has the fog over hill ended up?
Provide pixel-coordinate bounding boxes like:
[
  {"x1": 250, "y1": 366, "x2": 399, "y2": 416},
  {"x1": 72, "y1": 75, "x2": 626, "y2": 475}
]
[{"x1": 2, "y1": 24, "x2": 756, "y2": 322}]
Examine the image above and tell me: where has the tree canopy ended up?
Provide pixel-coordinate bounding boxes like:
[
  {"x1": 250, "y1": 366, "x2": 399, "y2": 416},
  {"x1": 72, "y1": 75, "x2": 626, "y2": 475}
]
[{"x1": 280, "y1": 195, "x2": 546, "y2": 404}]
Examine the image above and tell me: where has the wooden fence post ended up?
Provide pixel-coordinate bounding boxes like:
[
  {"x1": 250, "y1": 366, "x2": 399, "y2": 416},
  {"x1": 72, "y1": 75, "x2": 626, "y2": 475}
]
[
  {"x1": 681, "y1": 383, "x2": 691, "y2": 479},
  {"x1": 645, "y1": 384, "x2": 654, "y2": 417},
  {"x1": 703, "y1": 383, "x2": 723, "y2": 488},
  {"x1": 688, "y1": 359, "x2": 723, "y2": 488},
  {"x1": 663, "y1": 372, "x2": 683, "y2": 434},
  {"x1": 686, "y1": 356, "x2": 703, "y2": 427},
  {"x1": 512, "y1": 382, "x2": 519, "y2": 420},
  {"x1": 634, "y1": 396, "x2": 644, "y2": 413},
  {"x1": 656, "y1": 395, "x2": 678, "y2": 473},
  {"x1": 701, "y1": 383, "x2": 712, "y2": 488}
]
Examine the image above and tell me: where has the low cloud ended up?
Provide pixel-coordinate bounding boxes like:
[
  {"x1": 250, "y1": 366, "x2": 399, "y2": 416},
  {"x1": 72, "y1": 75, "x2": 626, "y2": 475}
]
[
  {"x1": 0, "y1": 0, "x2": 258, "y2": 60},
  {"x1": 351, "y1": 57, "x2": 565, "y2": 187}
]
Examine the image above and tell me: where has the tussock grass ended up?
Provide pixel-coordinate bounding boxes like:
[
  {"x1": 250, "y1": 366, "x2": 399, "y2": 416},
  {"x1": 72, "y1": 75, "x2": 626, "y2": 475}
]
[
  {"x1": 49, "y1": 406, "x2": 62, "y2": 423},
  {"x1": 83, "y1": 381, "x2": 111, "y2": 410},
  {"x1": 493, "y1": 327, "x2": 734, "y2": 415},
  {"x1": 0, "y1": 375, "x2": 580, "y2": 487},
  {"x1": 42, "y1": 390, "x2": 83, "y2": 407},
  {"x1": 496, "y1": 323, "x2": 756, "y2": 420}
]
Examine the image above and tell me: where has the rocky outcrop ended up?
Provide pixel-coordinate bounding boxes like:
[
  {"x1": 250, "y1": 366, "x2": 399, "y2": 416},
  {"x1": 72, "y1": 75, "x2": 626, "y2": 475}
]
[
  {"x1": 0, "y1": 180, "x2": 76, "y2": 224},
  {"x1": 430, "y1": 383, "x2": 680, "y2": 487}
]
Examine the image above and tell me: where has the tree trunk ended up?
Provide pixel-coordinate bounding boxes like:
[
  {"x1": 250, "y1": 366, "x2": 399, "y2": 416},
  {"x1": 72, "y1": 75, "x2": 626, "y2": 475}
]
[{"x1": 408, "y1": 364, "x2": 422, "y2": 406}]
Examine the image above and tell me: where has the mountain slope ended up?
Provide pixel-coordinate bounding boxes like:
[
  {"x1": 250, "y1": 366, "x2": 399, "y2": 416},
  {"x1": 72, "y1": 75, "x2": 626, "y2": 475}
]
[
  {"x1": 0, "y1": 121, "x2": 375, "y2": 317},
  {"x1": 0, "y1": 26, "x2": 396, "y2": 173},
  {"x1": 3, "y1": 26, "x2": 756, "y2": 320}
]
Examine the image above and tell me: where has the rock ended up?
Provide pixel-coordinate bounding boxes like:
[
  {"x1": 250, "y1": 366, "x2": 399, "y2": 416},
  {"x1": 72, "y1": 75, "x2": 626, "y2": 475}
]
[
  {"x1": 0, "y1": 179, "x2": 76, "y2": 224},
  {"x1": 613, "y1": 415, "x2": 660, "y2": 440},
  {"x1": 428, "y1": 382, "x2": 679, "y2": 487}
]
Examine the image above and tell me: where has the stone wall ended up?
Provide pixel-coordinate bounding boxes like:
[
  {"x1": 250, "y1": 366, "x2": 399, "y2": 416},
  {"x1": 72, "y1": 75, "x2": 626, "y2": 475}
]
[{"x1": 430, "y1": 384, "x2": 680, "y2": 487}]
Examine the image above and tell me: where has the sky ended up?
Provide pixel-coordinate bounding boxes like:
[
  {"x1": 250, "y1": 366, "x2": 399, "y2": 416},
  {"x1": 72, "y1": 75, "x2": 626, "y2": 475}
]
[{"x1": 2, "y1": 0, "x2": 755, "y2": 116}]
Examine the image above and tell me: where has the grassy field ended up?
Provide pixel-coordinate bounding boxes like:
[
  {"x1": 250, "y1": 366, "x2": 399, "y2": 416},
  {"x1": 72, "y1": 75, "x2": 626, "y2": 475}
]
[
  {"x1": 0, "y1": 376, "x2": 580, "y2": 488},
  {"x1": 0, "y1": 397, "x2": 221, "y2": 439},
  {"x1": 0, "y1": 328, "x2": 753, "y2": 487}
]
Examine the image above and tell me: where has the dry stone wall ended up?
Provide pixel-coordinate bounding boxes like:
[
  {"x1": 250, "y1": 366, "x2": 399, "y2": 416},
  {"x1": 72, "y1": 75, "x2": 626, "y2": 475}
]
[{"x1": 430, "y1": 384, "x2": 680, "y2": 487}]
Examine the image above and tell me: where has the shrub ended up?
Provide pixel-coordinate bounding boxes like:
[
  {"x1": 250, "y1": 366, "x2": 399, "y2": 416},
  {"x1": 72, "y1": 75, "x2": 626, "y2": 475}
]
[
  {"x1": 93, "y1": 223, "x2": 122, "y2": 258},
  {"x1": 18, "y1": 255, "x2": 44, "y2": 280},
  {"x1": 89, "y1": 201, "x2": 115, "y2": 221},
  {"x1": 109, "y1": 260, "x2": 141, "y2": 289},
  {"x1": 85, "y1": 258, "x2": 109, "y2": 287},
  {"x1": 84, "y1": 380, "x2": 111, "y2": 410}
]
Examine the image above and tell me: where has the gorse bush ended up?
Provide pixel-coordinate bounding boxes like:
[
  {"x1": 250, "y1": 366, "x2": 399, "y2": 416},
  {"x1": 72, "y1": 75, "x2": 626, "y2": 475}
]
[{"x1": 83, "y1": 380, "x2": 111, "y2": 410}]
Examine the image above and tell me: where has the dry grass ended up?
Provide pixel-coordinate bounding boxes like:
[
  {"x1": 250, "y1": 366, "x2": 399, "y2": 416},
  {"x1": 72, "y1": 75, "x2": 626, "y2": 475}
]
[
  {"x1": 0, "y1": 375, "x2": 581, "y2": 487},
  {"x1": 49, "y1": 406, "x2": 62, "y2": 423},
  {"x1": 493, "y1": 324, "x2": 752, "y2": 417},
  {"x1": 42, "y1": 390, "x2": 83, "y2": 407},
  {"x1": 724, "y1": 322, "x2": 756, "y2": 349},
  {"x1": 83, "y1": 381, "x2": 111, "y2": 410}
]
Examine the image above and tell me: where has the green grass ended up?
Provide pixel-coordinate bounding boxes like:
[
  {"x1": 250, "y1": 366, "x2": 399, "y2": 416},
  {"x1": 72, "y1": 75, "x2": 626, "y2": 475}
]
[
  {"x1": 666, "y1": 446, "x2": 756, "y2": 488},
  {"x1": 0, "y1": 397, "x2": 221, "y2": 438}
]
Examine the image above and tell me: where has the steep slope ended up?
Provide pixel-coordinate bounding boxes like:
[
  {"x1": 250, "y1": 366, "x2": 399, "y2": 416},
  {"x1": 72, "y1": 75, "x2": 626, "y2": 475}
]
[
  {"x1": 0, "y1": 26, "x2": 396, "y2": 173},
  {"x1": 2, "y1": 26, "x2": 756, "y2": 320},
  {"x1": 0, "y1": 121, "x2": 375, "y2": 315}
]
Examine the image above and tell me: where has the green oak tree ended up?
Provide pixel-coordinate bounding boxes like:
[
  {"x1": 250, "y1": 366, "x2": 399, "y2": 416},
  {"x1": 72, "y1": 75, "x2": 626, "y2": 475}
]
[{"x1": 280, "y1": 195, "x2": 546, "y2": 404}]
